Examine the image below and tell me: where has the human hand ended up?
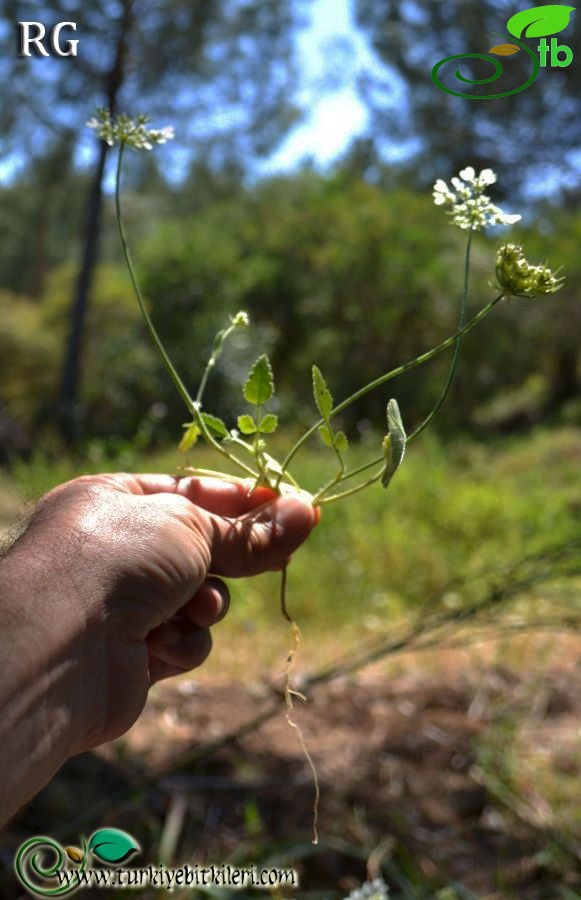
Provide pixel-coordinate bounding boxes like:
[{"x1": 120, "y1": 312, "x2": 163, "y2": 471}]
[{"x1": 0, "y1": 473, "x2": 317, "y2": 758}]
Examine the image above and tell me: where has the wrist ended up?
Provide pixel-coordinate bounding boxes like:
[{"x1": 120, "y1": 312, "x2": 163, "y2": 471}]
[{"x1": 0, "y1": 538, "x2": 104, "y2": 824}]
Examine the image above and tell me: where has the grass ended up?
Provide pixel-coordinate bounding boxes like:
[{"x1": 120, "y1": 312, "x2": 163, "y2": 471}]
[
  {"x1": 3, "y1": 426, "x2": 579, "y2": 675},
  {"x1": 0, "y1": 429, "x2": 581, "y2": 634},
  {"x1": 2, "y1": 426, "x2": 579, "y2": 899}
]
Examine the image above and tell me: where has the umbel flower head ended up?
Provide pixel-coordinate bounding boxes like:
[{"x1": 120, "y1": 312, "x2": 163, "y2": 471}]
[
  {"x1": 86, "y1": 108, "x2": 174, "y2": 150},
  {"x1": 494, "y1": 244, "x2": 565, "y2": 298},
  {"x1": 433, "y1": 166, "x2": 521, "y2": 231},
  {"x1": 230, "y1": 310, "x2": 250, "y2": 328}
]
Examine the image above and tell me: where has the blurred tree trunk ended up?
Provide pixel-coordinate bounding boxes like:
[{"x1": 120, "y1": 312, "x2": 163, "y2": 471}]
[
  {"x1": 58, "y1": 0, "x2": 133, "y2": 431},
  {"x1": 549, "y1": 348, "x2": 579, "y2": 406}
]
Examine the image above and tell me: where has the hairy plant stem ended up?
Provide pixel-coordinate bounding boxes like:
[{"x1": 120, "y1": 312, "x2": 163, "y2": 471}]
[
  {"x1": 115, "y1": 145, "x2": 257, "y2": 479},
  {"x1": 278, "y1": 291, "x2": 504, "y2": 488}
]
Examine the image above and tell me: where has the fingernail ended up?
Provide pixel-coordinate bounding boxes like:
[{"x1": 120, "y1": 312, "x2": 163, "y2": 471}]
[
  {"x1": 213, "y1": 596, "x2": 226, "y2": 621},
  {"x1": 206, "y1": 578, "x2": 229, "y2": 621},
  {"x1": 250, "y1": 485, "x2": 278, "y2": 504},
  {"x1": 162, "y1": 622, "x2": 183, "y2": 647},
  {"x1": 313, "y1": 506, "x2": 322, "y2": 526}
]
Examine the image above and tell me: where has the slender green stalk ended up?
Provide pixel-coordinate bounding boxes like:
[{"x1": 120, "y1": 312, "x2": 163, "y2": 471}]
[
  {"x1": 278, "y1": 292, "x2": 504, "y2": 483},
  {"x1": 407, "y1": 231, "x2": 473, "y2": 443},
  {"x1": 115, "y1": 145, "x2": 195, "y2": 414},
  {"x1": 315, "y1": 466, "x2": 384, "y2": 506},
  {"x1": 115, "y1": 144, "x2": 257, "y2": 479},
  {"x1": 333, "y1": 455, "x2": 385, "y2": 484},
  {"x1": 196, "y1": 321, "x2": 237, "y2": 406}
]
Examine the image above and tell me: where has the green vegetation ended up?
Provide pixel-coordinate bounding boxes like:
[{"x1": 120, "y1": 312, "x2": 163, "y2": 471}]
[{"x1": 5, "y1": 426, "x2": 579, "y2": 647}]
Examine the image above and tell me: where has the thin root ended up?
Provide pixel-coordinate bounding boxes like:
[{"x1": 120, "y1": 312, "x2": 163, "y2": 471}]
[{"x1": 280, "y1": 565, "x2": 320, "y2": 845}]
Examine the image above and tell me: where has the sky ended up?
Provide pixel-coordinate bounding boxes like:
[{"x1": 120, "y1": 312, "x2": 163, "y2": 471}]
[
  {"x1": 261, "y1": 0, "x2": 371, "y2": 173},
  {"x1": 0, "y1": 0, "x2": 372, "y2": 185}
]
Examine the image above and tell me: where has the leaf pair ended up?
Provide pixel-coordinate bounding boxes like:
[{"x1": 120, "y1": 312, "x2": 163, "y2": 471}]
[
  {"x1": 312, "y1": 365, "x2": 349, "y2": 455},
  {"x1": 179, "y1": 355, "x2": 279, "y2": 453}
]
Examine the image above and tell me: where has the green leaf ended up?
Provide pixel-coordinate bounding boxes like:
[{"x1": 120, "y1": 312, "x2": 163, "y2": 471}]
[
  {"x1": 237, "y1": 414, "x2": 257, "y2": 435},
  {"x1": 263, "y1": 453, "x2": 284, "y2": 476},
  {"x1": 179, "y1": 422, "x2": 201, "y2": 452},
  {"x1": 256, "y1": 453, "x2": 285, "y2": 489},
  {"x1": 201, "y1": 413, "x2": 228, "y2": 438},
  {"x1": 312, "y1": 365, "x2": 333, "y2": 420},
  {"x1": 88, "y1": 828, "x2": 140, "y2": 865},
  {"x1": 258, "y1": 414, "x2": 279, "y2": 434},
  {"x1": 243, "y1": 354, "x2": 274, "y2": 405},
  {"x1": 335, "y1": 431, "x2": 349, "y2": 454},
  {"x1": 381, "y1": 399, "x2": 406, "y2": 489},
  {"x1": 507, "y1": 5, "x2": 575, "y2": 39},
  {"x1": 318, "y1": 423, "x2": 334, "y2": 448}
]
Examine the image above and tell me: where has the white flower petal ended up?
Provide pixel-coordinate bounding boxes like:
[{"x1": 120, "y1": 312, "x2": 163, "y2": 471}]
[
  {"x1": 478, "y1": 168, "x2": 497, "y2": 186},
  {"x1": 459, "y1": 166, "x2": 476, "y2": 182}
]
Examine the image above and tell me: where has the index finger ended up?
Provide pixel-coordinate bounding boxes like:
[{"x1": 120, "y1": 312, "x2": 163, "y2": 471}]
[
  {"x1": 111, "y1": 472, "x2": 278, "y2": 517},
  {"x1": 176, "y1": 476, "x2": 277, "y2": 517}
]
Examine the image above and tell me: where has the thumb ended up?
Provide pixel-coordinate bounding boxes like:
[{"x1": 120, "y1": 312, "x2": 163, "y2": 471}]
[{"x1": 202, "y1": 494, "x2": 317, "y2": 577}]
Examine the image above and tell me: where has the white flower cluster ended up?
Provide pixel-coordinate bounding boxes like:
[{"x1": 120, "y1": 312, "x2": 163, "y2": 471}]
[
  {"x1": 433, "y1": 166, "x2": 521, "y2": 231},
  {"x1": 86, "y1": 108, "x2": 174, "y2": 151},
  {"x1": 230, "y1": 310, "x2": 250, "y2": 327},
  {"x1": 343, "y1": 878, "x2": 390, "y2": 900},
  {"x1": 494, "y1": 243, "x2": 565, "y2": 298}
]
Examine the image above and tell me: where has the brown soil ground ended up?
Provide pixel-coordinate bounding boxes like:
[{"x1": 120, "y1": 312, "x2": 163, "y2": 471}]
[{"x1": 2, "y1": 646, "x2": 579, "y2": 900}]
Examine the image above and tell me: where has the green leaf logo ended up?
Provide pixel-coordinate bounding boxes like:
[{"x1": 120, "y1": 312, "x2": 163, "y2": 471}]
[
  {"x1": 507, "y1": 5, "x2": 575, "y2": 39},
  {"x1": 88, "y1": 828, "x2": 140, "y2": 865}
]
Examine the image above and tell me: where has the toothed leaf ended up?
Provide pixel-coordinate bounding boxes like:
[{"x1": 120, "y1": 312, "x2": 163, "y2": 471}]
[
  {"x1": 243, "y1": 354, "x2": 274, "y2": 405},
  {"x1": 201, "y1": 413, "x2": 228, "y2": 438},
  {"x1": 318, "y1": 423, "x2": 334, "y2": 448},
  {"x1": 258, "y1": 414, "x2": 279, "y2": 434},
  {"x1": 381, "y1": 399, "x2": 406, "y2": 488},
  {"x1": 335, "y1": 431, "x2": 349, "y2": 454},
  {"x1": 312, "y1": 365, "x2": 333, "y2": 420},
  {"x1": 237, "y1": 415, "x2": 257, "y2": 435},
  {"x1": 179, "y1": 422, "x2": 201, "y2": 452}
]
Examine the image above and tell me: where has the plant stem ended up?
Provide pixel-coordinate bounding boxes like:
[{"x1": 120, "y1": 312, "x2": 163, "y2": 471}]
[
  {"x1": 195, "y1": 322, "x2": 237, "y2": 407},
  {"x1": 115, "y1": 145, "x2": 195, "y2": 415},
  {"x1": 278, "y1": 292, "x2": 504, "y2": 482},
  {"x1": 315, "y1": 466, "x2": 384, "y2": 505},
  {"x1": 407, "y1": 231, "x2": 473, "y2": 443},
  {"x1": 115, "y1": 145, "x2": 256, "y2": 478}
]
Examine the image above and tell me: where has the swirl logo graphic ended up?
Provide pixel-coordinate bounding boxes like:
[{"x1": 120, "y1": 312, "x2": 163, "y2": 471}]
[
  {"x1": 432, "y1": 4, "x2": 575, "y2": 99},
  {"x1": 14, "y1": 828, "x2": 140, "y2": 896}
]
